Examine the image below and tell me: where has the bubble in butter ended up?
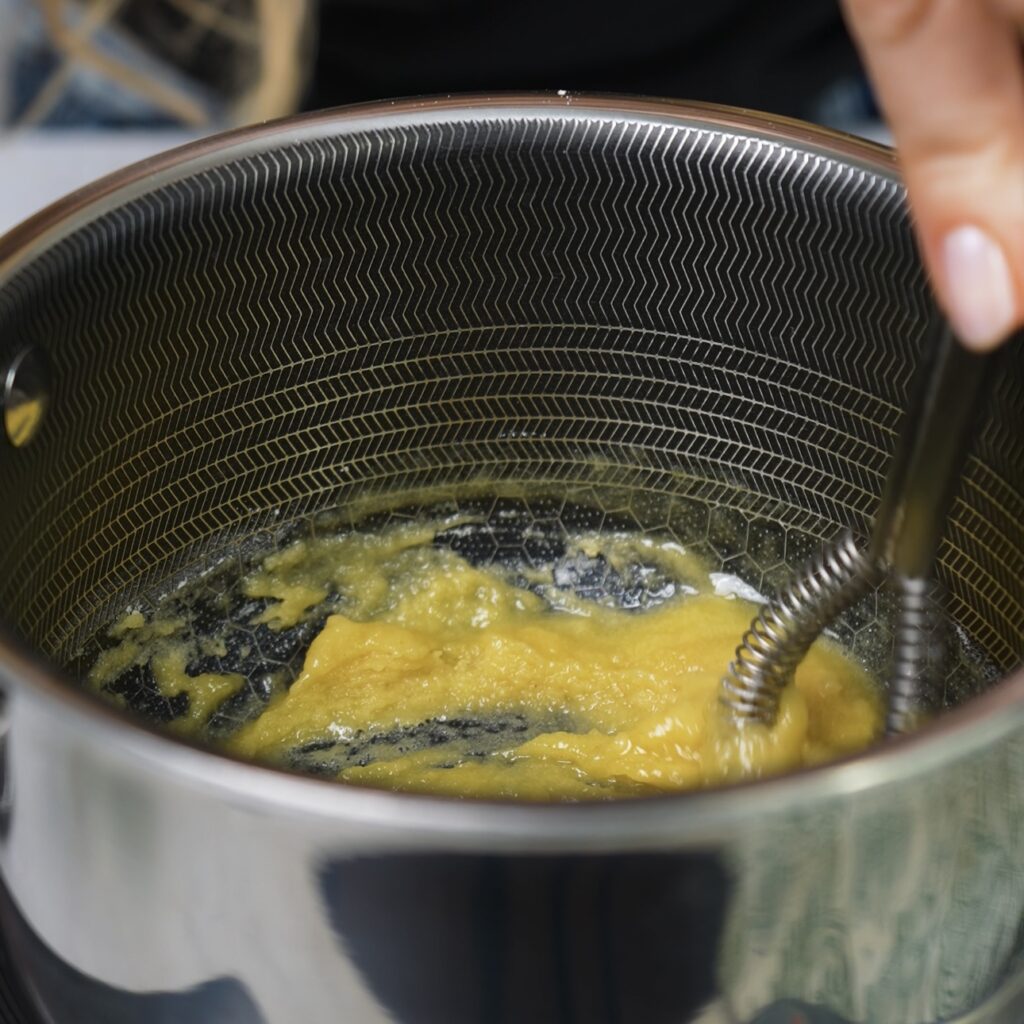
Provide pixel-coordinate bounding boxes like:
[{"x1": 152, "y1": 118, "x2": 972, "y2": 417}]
[{"x1": 89, "y1": 520, "x2": 883, "y2": 801}]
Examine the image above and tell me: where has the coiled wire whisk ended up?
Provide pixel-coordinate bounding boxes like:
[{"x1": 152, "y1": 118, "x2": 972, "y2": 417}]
[
  {"x1": 720, "y1": 325, "x2": 994, "y2": 736},
  {"x1": 886, "y1": 575, "x2": 942, "y2": 735},
  {"x1": 720, "y1": 531, "x2": 881, "y2": 724}
]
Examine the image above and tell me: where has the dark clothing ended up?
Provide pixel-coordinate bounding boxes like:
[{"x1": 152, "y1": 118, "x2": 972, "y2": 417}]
[{"x1": 308, "y1": 0, "x2": 863, "y2": 122}]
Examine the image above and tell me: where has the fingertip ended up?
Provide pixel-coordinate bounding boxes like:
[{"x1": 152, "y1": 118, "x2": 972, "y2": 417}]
[
  {"x1": 841, "y1": 0, "x2": 1024, "y2": 350},
  {"x1": 937, "y1": 224, "x2": 1021, "y2": 351}
]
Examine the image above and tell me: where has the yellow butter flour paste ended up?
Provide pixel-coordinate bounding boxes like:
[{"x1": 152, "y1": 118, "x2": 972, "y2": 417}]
[{"x1": 89, "y1": 519, "x2": 882, "y2": 800}]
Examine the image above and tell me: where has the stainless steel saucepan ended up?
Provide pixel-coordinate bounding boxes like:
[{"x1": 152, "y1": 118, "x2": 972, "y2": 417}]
[{"x1": 0, "y1": 95, "x2": 1021, "y2": 1024}]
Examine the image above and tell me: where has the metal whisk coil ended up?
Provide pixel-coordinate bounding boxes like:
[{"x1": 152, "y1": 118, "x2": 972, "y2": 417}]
[
  {"x1": 720, "y1": 532, "x2": 880, "y2": 723},
  {"x1": 886, "y1": 575, "x2": 941, "y2": 736},
  {"x1": 719, "y1": 325, "x2": 994, "y2": 737}
]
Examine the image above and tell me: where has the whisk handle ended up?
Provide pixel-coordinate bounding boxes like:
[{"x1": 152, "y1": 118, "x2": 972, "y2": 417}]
[{"x1": 869, "y1": 325, "x2": 993, "y2": 578}]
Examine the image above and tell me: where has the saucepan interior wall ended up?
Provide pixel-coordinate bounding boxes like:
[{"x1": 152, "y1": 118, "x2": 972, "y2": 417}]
[{"x1": 0, "y1": 111, "x2": 1019, "y2": 696}]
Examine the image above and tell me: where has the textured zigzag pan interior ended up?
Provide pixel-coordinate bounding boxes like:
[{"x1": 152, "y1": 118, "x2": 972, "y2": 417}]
[
  {"x1": 0, "y1": 109, "x2": 1021, "y2": 709},
  {"x1": 2, "y1": 100, "x2": 1024, "y2": 1024}
]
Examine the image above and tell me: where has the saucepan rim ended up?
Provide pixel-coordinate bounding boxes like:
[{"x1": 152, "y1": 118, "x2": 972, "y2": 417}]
[{"x1": 1, "y1": 92, "x2": 1020, "y2": 849}]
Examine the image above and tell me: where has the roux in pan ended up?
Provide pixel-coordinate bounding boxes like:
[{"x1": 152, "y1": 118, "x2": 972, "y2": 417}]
[{"x1": 89, "y1": 519, "x2": 881, "y2": 800}]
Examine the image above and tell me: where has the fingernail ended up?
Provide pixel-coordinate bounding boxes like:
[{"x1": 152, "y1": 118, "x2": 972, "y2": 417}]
[{"x1": 941, "y1": 225, "x2": 1017, "y2": 350}]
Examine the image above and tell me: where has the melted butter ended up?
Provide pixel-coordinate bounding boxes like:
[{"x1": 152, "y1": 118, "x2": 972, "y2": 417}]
[{"x1": 88, "y1": 521, "x2": 883, "y2": 800}]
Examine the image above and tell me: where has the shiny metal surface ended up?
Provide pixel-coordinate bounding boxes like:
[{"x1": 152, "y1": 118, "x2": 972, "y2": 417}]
[
  {"x1": 0, "y1": 95, "x2": 1021, "y2": 1023},
  {"x1": 1, "y1": 349, "x2": 48, "y2": 449},
  {"x1": 720, "y1": 529, "x2": 880, "y2": 724},
  {"x1": 722, "y1": 326, "x2": 994, "y2": 730},
  {"x1": 869, "y1": 327, "x2": 992, "y2": 579}
]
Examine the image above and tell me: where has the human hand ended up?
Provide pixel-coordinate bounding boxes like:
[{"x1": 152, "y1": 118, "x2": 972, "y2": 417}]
[{"x1": 841, "y1": 0, "x2": 1024, "y2": 350}]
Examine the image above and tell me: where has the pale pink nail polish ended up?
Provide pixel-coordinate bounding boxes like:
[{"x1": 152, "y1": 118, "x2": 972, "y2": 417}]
[{"x1": 941, "y1": 225, "x2": 1017, "y2": 351}]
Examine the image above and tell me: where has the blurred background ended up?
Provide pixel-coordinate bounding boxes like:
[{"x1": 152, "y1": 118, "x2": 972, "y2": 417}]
[{"x1": 0, "y1": 0, "x2": 887, "y2": 236}]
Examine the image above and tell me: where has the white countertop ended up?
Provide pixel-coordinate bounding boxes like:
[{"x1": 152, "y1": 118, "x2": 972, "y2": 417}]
[{"x1": 0, "y1": 130, "x2": 200, "y2": 237}]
